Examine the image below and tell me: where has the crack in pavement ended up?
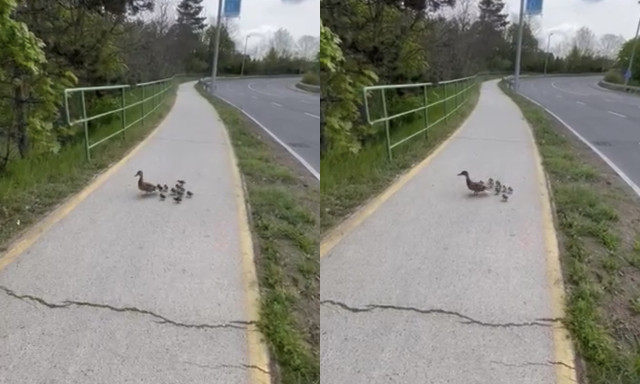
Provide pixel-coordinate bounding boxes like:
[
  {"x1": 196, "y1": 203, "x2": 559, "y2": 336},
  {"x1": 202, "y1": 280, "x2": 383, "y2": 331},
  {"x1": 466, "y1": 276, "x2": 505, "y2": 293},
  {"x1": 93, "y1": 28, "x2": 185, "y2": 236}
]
[
  {"x1": 182, "y1": 361, "x2": 270, "y2": 374},
  {"x1": 321, "y1": 299, "x2": 563, "y2": 328},
  {"x1": 491, "y1": 360, "x2": 576, "y2": 370},
  {"x1": 0, "y1": 285, "x2": 252, "y2": 331}
]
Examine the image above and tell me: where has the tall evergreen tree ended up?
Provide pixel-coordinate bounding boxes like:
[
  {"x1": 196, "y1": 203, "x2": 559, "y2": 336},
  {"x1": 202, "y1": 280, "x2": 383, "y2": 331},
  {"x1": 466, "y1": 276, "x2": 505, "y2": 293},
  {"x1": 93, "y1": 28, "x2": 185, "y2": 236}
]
[
  {"x1": 174, "y1": 0, "x2": 206, "y2": 71},
  {"x1": 176, "y1": 0, "x2": 206, "y2": 33},
  {"x1": 473, "y1": 0, "x2": 509, "y2": 69}
]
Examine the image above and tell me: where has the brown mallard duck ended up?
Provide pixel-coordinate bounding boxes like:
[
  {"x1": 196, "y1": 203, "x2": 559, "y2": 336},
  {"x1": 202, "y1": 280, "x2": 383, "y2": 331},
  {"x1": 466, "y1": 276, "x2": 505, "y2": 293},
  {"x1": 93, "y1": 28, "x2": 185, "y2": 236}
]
[
  {"x1": 134, "y1": 170, "x2": 157, "y2": 193},
  {"x1": 457, "y1": 170, "x2": 489, "y2": 194}
]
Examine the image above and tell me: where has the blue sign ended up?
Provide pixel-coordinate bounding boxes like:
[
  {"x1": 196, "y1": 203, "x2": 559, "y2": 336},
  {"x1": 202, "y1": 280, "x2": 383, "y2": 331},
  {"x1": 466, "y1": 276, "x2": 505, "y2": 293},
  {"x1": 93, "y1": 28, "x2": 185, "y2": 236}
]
[
  {"x1": 525, "y1": 0, "x2": 543, "y2": 15},
  {"x1": 223, "y1": 0, "x2": 241, "y2": 18},
  {"x1": 625, "y1": 69, "x2": 632, "y2": 81}
]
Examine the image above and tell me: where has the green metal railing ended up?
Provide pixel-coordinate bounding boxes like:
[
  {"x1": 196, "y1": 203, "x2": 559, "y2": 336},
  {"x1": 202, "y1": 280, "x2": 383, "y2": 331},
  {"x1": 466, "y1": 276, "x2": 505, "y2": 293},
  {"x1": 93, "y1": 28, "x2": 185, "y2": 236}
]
[
  {"x1": 363, "y1": 75, "x2": 478, "y2": 160},
  {"x1": 64, "y1": 76, "x2": 176, "y2": 160}
]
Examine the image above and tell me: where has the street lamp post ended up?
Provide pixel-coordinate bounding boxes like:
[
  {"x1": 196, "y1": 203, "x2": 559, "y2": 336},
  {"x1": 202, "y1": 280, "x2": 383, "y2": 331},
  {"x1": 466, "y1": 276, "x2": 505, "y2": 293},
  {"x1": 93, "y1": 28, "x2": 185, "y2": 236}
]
[
  {"x1": 240, "y1": 34, "x2": 256, "y2": 77},
  {"x1": 624, "y1": 1, "x2": 640, "y2": 86},
  {"x1": 543, "y1": 32, "x2": 554, "y2": 75},
  {"x1": 513, "y1": 0, "x2": 526, "y2": 92},
  {"x1": 210, "y1": 0, "x2": 224, "y2": 93}
]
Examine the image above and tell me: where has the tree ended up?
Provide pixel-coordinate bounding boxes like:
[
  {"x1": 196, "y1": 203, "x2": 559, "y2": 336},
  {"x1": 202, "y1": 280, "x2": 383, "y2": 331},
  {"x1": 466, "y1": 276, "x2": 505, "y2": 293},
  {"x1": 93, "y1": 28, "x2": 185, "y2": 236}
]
[
  {"x1": 472, "y1": 0, "x2": 509, "y2": 69},
  {"x1": 174, "y1": 0, "x2": 207, "y2": 71},
  {"x1": 176, "y1": 0, "x2": 206, "y2": 32},
  {"x1": 573, "y1": 26, "x2": 596, "y2": 57},
  {"x1": 270, "y1": 28, "x2": 297, "y2": 58},
  {"x1": 617, "y1": 37, "x2": 640, "y2": 83},
  {"x1": 598, "y1": 34, "x2": 625, "y2": 59},
  {"x1": 0, "y1": 0, "x2": 76, "y2": 170},
  {"x1": 297, "y1": 35, "x2": 320, "y2": 60}
]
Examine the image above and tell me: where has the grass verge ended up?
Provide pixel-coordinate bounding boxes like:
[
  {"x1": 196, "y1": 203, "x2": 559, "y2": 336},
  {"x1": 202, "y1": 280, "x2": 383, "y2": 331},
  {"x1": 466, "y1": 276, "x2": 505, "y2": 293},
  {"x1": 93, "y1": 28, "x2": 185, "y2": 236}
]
[
  {"x1": 0, "y1": 82, "x2": 179, "y2": 252},
  {"x1": 500, "y1": 81, "x2": 640, "y2": 384},
  {"x1": 320, "y1": 82, "x2": 480, "y2": 234},
  {"x1": 195, "y1": 83, "x2": 319, "y2": 384}
]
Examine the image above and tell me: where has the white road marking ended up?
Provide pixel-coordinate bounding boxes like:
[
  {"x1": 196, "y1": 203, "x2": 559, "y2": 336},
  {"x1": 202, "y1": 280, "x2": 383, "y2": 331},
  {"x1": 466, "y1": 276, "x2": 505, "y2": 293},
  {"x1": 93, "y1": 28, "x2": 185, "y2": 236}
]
[
  {"x1": 551, "y1": 81, "x2": 590, "y2": 96},
  {"x1": 248, "y1": 82, "x2": 283, "y2": 98},
  {"x1": 607, "y1": 110, "x2": 626, "y2": 118},
  {"x1": 304, "y1": 112, "x2": 320, "y2": 119},
  {"x1": 212, "y1": 94, "x2": 319, "y2": 180},
  {"x1": 271, "y1": 102, "x2": 282, "y2": 107},
  {"x1": 576, "y1": 101, "x2": 586, "y2": 106},
  {"x1": 519, "y1": 93, "x2": 640, "y2": 199}
]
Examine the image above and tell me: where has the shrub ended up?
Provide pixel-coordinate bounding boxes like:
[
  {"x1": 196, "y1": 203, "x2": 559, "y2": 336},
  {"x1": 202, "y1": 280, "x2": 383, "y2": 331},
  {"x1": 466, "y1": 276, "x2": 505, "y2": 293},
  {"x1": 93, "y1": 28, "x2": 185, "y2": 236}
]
[
  {"x1": 603, "y1": 69, "x2": 624, "y2": 84},
  {"x1": 301, "y1": 71, "x2": 319, "y2": 85}
]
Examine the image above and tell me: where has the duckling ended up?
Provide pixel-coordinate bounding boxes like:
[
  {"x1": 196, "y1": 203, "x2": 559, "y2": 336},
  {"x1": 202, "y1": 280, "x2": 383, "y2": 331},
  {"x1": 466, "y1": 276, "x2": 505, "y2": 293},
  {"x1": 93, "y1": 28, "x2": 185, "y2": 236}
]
[
  {"x1": 177, "y1": 179, "x2": 186, "y2": 185},
  {"x1": 163, "y1": 184, "x2": 169, "y2": 192},
  {"x1": 457, "y1": 170, "x2": 490, "y2": 194},
  {"x1": 173, "y1": 196, "x2": 182, "y2": 203},
  {"x1": 134, "y1": 170, "x2": 157, "y2": 193},
  {"x1": 501, "y1": 193, "x2": 509, "y2": 202},
  {"x1": 494, "y1": 183, "x2": 501, "y2": 195},
  {"x1": 156, "y1": 184, "x2": 163, "y2": 190},
  {"x1": 186, "y1": 191, "x2": 193, "y2": 198},
  {"x1": 159, "y1": 193, "x2": 166, "y2": 200},
  {"x1": 487, "y1": 178, "x2": 494, "y2": 189},
  {"x1": 507, "y1": 186, "x2": 513, "y2": 195},
  {"x1": 502, "y1": 185, "x2": 507, "y2": 194},
  {"x1": 170, "y1": 187, "x2": 177, "y2": 195}
]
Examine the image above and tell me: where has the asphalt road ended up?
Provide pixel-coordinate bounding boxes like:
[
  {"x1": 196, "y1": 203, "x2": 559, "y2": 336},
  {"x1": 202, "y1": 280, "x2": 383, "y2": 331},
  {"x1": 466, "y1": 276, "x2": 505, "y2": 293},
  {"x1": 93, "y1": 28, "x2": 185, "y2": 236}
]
[
  {"x1": 0, "y1": 83, "x2": 258, "y2": 383},
  {"x1": 321, "y1": 81, "x2": 567, "y2": 383},
  {"x1": 213, "y1": 77, "x2": 320, "y2": 177},
  {"x1": 519, "y1": 75, "x2": 640, "y2": 187}
]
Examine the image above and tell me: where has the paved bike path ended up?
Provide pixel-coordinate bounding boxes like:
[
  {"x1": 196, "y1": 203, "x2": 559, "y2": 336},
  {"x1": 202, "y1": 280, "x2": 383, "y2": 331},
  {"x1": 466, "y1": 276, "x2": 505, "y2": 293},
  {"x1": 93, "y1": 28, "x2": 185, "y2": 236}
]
[
  {"x1": 320, "y1": 80, "x2": 575, "y2": 384},
  {"x1": 0, "y1": 82, "x2": 266, "y2": 383}
]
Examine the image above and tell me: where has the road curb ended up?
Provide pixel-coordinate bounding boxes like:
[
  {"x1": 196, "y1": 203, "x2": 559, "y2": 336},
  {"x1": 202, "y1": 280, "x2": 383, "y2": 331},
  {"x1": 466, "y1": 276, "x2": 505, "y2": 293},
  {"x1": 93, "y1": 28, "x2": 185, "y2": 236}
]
[
  {"x1": 295, "y1": 82, "x2": 320, "y2": 93},
  {"x1": 597, "y1": 80, "x2": 640, "y2": 96}
]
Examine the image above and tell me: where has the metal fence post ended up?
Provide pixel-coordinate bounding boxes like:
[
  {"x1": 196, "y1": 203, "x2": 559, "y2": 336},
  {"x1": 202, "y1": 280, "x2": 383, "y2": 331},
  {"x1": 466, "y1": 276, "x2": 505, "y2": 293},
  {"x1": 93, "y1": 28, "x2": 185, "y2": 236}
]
[
  {"x1": 141, "y1": 85, "x2": 145, "y2": 128},
  {"x1": 121, "y1": 88, "x2": 126, "y2": 139},
  {"x1": 423, "y1": 84, "x2": 429, "y2": 140},
  {"x1": 81, "y1": 90, "x2": 90, "y2": 161},
  {"x1": 443, "y1": 83, "x2": 449, "y2": 123},
  {"x1": 381, "y1": 89, "x2": 392, "y2": 161}
]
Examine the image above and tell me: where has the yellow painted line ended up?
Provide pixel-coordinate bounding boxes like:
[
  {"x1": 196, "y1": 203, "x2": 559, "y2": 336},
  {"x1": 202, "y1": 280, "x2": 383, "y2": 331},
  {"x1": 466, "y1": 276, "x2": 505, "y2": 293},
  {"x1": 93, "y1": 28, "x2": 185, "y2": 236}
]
[
  {"x1": 217, "y1": 100, "x2": 272, "y2": 383},
  {"x1": 0, "y1": 91, "x2": 176, "y2": 272},
  {"x1": 320, "y1": 109, "x2": 475, "y2": 259},
  {"x1": 522, "y1": 97, "x2": 578, "y2": 383}
]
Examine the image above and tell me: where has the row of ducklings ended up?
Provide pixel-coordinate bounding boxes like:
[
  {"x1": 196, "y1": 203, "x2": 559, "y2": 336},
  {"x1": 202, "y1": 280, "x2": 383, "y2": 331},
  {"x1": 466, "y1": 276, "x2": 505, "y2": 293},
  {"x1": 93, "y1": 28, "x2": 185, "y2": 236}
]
[
  {"x1": 485, "y1": 178, "x2": 513, "y2": 201},
  {"x1": 457, "y1": 170, "x2": 514, "y2": 202},
  {"x1": 135, "y1": 170, "x2": 193, "y2": 203}
]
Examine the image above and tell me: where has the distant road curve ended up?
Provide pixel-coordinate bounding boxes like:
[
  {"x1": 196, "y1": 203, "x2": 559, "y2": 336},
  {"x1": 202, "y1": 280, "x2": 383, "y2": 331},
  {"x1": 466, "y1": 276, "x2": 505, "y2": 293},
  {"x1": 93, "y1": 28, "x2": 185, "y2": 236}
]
[
  {"x1": 209, "y1": 76, "x2": 320, "y2": 180},
  {"x1": 518, "y1": 75, "x2": 640, "y2": 196}
]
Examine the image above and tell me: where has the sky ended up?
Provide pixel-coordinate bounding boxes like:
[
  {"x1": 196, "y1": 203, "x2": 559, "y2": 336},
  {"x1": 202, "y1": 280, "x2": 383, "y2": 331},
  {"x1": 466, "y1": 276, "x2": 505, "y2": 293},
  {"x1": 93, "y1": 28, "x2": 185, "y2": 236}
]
[
  {"x1": 501, "y1": 0, "x2": 639, "y2": 41},
  {"x1": 200, "y1": 0, "x2": 320, "y2": 53}
]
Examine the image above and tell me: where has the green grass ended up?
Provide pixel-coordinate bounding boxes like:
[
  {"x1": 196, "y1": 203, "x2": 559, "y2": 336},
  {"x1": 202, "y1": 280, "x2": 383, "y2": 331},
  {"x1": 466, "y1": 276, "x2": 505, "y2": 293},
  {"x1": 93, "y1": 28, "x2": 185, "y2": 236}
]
[
  {"x1": 321, "y1": 81, "x2": 480, "y2": 233},
  {"x1": 0, "y1": 81, "x2": 179, "y2": 251},
  {"x1": 499, "y1": 80, "x2": 640, "y2": 384},
  {"x1": 195, "y1": 83, "x2": 319, "y2": 384}
]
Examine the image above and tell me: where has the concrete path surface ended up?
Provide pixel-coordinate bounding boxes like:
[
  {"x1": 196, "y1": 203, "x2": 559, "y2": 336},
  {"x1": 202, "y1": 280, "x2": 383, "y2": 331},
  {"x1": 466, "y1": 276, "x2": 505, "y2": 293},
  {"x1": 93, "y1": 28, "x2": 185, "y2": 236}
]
[
  {"x1": 320, "y1": 80, "x2": 574, "y2": 383},
  {"x1": 0, "y1": 82, "x2": 266, "y2": 384},
  {"x1": 213, "y1": 77, "x2": 320, "y2": 178}
]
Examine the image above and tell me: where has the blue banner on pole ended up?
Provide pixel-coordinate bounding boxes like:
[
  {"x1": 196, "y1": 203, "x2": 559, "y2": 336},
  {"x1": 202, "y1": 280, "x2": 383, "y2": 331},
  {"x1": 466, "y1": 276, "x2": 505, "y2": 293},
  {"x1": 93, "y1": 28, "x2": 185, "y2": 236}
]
[
  {"x1": 223, "y1": 0, "x2": 241, "y2": 18},
  {"x1": 525, "y1": 0, "x2": 543, "y2": 15},
  {"x1": 625, "y1": 69, "x2": 632, "y2": 81}
]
